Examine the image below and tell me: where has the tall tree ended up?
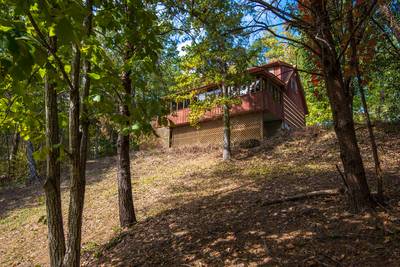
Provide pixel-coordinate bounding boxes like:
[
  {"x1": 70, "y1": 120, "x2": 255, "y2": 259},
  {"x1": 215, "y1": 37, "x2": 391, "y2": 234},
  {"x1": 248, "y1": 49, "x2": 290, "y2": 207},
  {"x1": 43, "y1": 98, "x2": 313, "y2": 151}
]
[
  {"x1": 12, "y1": 1, "x2": 90, "y2": 265},
  {"x1": 8, "y1": 131, "x2": 20, "y2": 179},
  {"x1": 8, "y1": 11, "x2": 70, "y2": 262},
  {"x1": 96, "y1": 0, "x2": 163, "y2": 227},
  {"x1": 168, "y1": 0, "x2": 251, "y2": 160},
  {"x1": 43, "y1": 41, "x2": 66, "y2": 265},
  {"x1": 64, "y1": 0, "x2": 94, "y2": 264},
  {"x1": 117, "y1": 41, "x2": 137, "y2": 226},
  {"x1": 248, "y1": 0, "x2": 378, "y2": 211}
]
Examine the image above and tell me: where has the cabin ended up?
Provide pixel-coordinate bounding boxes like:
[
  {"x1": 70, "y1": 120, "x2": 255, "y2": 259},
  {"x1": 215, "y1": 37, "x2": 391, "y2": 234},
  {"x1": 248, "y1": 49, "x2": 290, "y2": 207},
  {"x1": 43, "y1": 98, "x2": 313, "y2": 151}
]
[{"x1": 157, "y1": 61, "x2": 308, "y2": 147}]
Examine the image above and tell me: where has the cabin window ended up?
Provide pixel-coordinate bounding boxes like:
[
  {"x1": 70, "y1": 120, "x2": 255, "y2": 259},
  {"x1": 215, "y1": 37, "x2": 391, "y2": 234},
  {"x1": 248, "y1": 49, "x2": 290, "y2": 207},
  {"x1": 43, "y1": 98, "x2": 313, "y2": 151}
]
[
  {"x1": 171, "y1": 101, "x2": 177, "y2": 112},
  {"x1": 261, "y1": 78, "x2": 267, "y2": 91},
  {"x1": 195, "y1": 88, "x2": 221, "y2": 101},
  {"x1": 198, "y1": 93, "x2": 206, "y2": 101},
  {"x1": 177, "y1": 101, "x2": 184, "y2": 110},
  {"x1": 249, "y1": 78, "x2": 261, "y2": 93},
  {"x1": 206, "y1": 88, "x2": 220, "y2": 97},
  {"x1": 239, "y1": 84, "x2": 248, "y2": 95},
  {"x1": 183, "y1": 99, "x2": 190, "y2": 108},
  {"x1": 255, "y1": 78, "x2": 262, "y2": 92},
  {"x1": 268, "y1": 83, "x2": 282, "y2": 104}
]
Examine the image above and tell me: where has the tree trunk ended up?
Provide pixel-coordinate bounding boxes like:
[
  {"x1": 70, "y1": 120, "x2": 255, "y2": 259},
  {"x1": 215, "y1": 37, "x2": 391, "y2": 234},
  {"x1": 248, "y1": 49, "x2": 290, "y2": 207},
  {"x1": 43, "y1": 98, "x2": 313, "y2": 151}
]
[
  {"x1": 312, "y1": 0, "x2": 373, "y2": 211},
  {"x1": 117, "y1": 69, "x2": 137, "y2": 227},
  {"x1": 94, "y1": 126, "x2": 100, "y2": 159},
  {"x1": 356, "y1": 67, "x2": 384, "y2": 202},
  {"x1": 222, "y1": 82, "x2": 231, "y2": 161},
  {"x1": 43, "y1": 38, "x2": 66, "y2": 266},
  {"x1": 8, "y1": 131, "x2": 20, "y2": 180},
  {"x1": 26, "y1": 140, "x2": 41, "y2": 184},
  {"x1": 377, "y1": 90, "x2": 385, "y2": 121},
  {"x1": 80, "y1": 0, "x2": 93, "y2": 172},
  {"x1": 63, "y1": 44, "x2": 84, "y2": 267},
  {"x1": 326, "y1": 72, "x2": 372, "y2": 211}
]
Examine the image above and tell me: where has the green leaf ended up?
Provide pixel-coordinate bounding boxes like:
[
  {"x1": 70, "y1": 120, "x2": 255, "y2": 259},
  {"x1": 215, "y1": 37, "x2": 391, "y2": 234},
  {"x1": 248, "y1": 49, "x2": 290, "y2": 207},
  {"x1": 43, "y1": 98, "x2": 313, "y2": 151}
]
[
  {"x1": 49, "y1": 24, "x2": 56, "y2": 37},
  {"x1": 131, "y1": 123, "x2": 141, "y2": 131},
  {"x1": 0, "y1": 25, "x2": 12, "y2": 32},
  {"x1": 87, "y1": 72, "x2": 101, "y2": 80},
  {"x1": 29, "y1": 3, "x2": 39, "y2": 12},
  {"x1": 92, "y1": 95, "x2": 101, "y2": 102},
  {"x1": 55, "y1": 17, "x2": 76, "y2": 45},
  {"x1": 64, "y1": 64, "x2": 71, "y2": 74},
  {"x1": 39, "y1": 68, "x2": 46, "y2": 78}
]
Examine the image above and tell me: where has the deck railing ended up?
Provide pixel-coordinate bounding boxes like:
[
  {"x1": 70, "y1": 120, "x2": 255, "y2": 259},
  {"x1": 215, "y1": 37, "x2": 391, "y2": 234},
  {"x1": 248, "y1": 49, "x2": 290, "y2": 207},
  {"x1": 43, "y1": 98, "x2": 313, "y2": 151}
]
[{"x1": 167, "y1": 90, "x2": 284, "y2": 126}]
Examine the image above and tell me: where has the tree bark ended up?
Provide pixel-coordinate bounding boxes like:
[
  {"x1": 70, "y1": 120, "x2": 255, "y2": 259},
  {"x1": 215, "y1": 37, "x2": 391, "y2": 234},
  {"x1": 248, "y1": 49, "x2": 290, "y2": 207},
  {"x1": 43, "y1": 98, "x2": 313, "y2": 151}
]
[
  {"x1": 222, "y1": 81, "x2": 231, "y2": 161},
  {"x1": 349, "y1": 6, "x2": 384, "y2": 203},
  {"x1": 8, "y1": 131, "x2": 20, "y2": 180},
  {"x1": 117, "y1": 69, "x2": 137, "y2": 227},
  {"x1": 325, "y1": 64, "x2": 372, "y2": 211},
  {"x1": 80, "y1": 0, "x2": 93, "y2": 172},
  {"x1": 356, "y1": 67, "x2": 384, "y2": 202},
  {"x1": 26, "y1": 140, "x2": 41, "y2": 184},
  {"x1": 43, "y1": 37, "x2": 66, "y2": 266},
  {"x1": 63, "y1": 44, "x2": 84, "y2": 267},
  {"x1": 312, "y1": 0, "x2": 373, "y2": 211}
]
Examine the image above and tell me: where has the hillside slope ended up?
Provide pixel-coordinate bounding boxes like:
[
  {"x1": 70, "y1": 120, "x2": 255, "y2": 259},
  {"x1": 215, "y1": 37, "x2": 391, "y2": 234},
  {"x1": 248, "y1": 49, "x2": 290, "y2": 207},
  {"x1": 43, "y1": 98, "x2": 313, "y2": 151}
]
[{"x1": 1, "y1": 125, "x2": 400, "y2": 266}]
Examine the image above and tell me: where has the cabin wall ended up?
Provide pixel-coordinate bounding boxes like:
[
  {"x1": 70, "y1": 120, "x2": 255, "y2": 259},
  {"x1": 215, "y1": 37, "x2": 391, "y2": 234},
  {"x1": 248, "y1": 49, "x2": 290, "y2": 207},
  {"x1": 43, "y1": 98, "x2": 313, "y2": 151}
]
[
  {"x1": 283, "y1": 93, "x2": 306, "y2": 128},
  {"x1": 170, "y1": 112, "x2": 263, "y2": 147},
  {"x1": 285, "y1": 73, "x2": 305, "y2": 113}
]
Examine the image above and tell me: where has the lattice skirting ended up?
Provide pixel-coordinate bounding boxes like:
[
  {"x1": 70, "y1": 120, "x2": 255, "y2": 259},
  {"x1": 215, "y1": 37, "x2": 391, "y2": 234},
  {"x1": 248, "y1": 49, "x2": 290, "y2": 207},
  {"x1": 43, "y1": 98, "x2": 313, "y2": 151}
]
[{"x1": 171, "y1": 113, "x2": 263, "y2": 147}]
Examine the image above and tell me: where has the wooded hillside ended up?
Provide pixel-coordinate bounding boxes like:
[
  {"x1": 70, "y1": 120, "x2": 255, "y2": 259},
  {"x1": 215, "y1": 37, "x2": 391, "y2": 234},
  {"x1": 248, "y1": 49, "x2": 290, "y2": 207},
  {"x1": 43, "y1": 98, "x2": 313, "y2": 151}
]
[
  {"x1": 1, "y1": 124, "x2": 400, "y2": 266},
  {"x1": 1, "y1": 0, "x2": 399, "y2": 266}
]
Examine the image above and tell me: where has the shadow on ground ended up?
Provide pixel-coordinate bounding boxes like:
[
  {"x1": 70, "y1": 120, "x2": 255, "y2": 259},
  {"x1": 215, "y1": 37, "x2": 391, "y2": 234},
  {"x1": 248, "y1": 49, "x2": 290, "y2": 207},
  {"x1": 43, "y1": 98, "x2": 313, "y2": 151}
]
[
  {"x1": 84, "y1": 168, "x2": 400, "y2": 267},
  {"x1": 0, "y1": 155, "x2": 117, "y2": 219}
]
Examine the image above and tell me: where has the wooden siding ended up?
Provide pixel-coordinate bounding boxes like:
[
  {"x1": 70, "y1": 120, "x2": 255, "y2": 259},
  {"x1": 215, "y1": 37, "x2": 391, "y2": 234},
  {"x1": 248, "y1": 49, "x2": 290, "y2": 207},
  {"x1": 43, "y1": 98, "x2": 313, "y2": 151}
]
[
  {"x1": 283, "y1": 93, "x2": 305, "y2": 128},
  {"x1": 285, "y1": 74, "x2": 304, "y2": 111},
  {"x1": 171, "y1": 113, "x2": 263, "y2": 147}
]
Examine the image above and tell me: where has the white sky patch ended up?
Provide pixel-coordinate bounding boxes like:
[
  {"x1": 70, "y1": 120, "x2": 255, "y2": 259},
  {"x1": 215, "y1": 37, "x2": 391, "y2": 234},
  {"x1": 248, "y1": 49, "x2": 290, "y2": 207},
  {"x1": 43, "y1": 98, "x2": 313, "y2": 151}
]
[{"x1": 177, "y1": 40, "x2": 192, "y2": 56}]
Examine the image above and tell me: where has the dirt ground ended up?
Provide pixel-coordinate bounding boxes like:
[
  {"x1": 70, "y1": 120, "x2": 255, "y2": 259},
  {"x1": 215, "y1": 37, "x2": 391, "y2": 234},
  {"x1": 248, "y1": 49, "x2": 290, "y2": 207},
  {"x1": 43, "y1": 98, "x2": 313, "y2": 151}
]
[{"x1": 1, "y1": 124, "x2": 400, "y2": 266}]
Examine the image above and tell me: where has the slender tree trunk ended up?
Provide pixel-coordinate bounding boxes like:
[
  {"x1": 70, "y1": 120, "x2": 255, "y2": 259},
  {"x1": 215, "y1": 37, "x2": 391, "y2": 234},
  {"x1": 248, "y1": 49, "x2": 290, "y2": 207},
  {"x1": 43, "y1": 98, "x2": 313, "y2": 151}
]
[
  {"x1": 117, "y1": 69, "x2": 136, "y2": 227},
  {"x1": 377, "y1": 90, "x2": 385, "y2": 121},
  {"x1": 94, "y1": 126, "x2": 100, "y2": 159},
  {"x1": 312, "y1": 0, "x2": 373, "y2": 211},
  {"x1": 5, "y1": 132, "x2": 10, "y2": 176},
  {"x1": 8, "y1": 131, "x2": 20, "y2": 180},
  {"x1": 43, "y1": 37, "x2": 66, "y2": 266},
  {"x1": 349, "y1": 12, "x2": 384, "y2": 203},
  {"x1": 63, "y1": 1, "x2": 94, "y2": 263},
  {"x1": 222, "y1": 82, "x2": 231, "y2": 161},
  {"x1": 356, "y1": 67, "x2": 384, "y2": 202},
  {"x1": 80, "y1": 0, "x2": 93, "y2": 173},
  {"x1": 26, "y1": 140, "x2": 41, "y2": 184},
  {"x1": 10, "y1": 132, "x2": 20, "y2": 161},
  {"x1": 63, "y1": 44, "x2": 84, "y2": 267}
]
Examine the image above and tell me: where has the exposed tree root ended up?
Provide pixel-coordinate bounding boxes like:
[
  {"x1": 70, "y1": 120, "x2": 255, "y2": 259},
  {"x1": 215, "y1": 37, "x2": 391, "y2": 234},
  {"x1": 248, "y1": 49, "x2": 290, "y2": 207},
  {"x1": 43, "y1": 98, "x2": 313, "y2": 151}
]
[{"x1": 262, "y1": 189, "x2": 342, "y2": 206}]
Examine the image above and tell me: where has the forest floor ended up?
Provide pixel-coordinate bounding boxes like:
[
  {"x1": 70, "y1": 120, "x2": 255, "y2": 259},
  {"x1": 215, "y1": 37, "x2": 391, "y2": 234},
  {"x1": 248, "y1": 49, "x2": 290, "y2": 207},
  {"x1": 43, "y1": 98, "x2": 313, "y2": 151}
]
[{"x1": 1, "y1": 124, "x2": 400, "y2": 266}]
